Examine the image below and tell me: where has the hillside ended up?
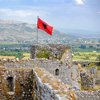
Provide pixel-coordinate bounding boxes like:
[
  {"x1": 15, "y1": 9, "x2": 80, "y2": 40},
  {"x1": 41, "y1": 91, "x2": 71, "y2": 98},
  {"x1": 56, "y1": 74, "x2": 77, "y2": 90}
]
[{"x1": 0, "y1": 19, "x2": 76, "y2": 42}]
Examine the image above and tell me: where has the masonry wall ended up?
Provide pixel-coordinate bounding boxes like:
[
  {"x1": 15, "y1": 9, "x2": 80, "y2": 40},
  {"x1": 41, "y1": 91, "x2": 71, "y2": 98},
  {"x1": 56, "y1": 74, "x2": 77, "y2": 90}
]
[
  {"x1": 0, "y1": 65, "x2": 76, "y2": 100},
  {"x1": 32, "y1": 67, "x2": 76, "y2": 100},
  {"x1": 0, "y1": 66, "x2": 33, "y2": 100},
  {"x1": 30, "y1": 44, "x2": 71, "y2": 59},
  {"x1": 4, "y1": 43, "x2": 72, "y2": 85},
  {"x1": 76, "y1": 91, "x2": 100, "y2": 100},
  {"x1": 30, "y1": 43, "x2": 72, "y2": 85},
  {"x1": 4, "y1": 57, "x2": 72, "y2": 85},
  {"x1": 0, "y1": 61, "x2": 100, "y2": 100},
  {"x1": 32, "y1": 68, "x2": 63, "y2": 100},
  {"x1": 73, "y1": 61, "x2": 99, "y2": 67}
]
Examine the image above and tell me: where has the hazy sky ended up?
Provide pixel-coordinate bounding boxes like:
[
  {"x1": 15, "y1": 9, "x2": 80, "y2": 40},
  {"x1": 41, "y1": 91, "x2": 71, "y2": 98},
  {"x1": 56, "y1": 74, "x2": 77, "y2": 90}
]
[{"x1": 0, "y1": 0, "x2": 100, "y2": 33}]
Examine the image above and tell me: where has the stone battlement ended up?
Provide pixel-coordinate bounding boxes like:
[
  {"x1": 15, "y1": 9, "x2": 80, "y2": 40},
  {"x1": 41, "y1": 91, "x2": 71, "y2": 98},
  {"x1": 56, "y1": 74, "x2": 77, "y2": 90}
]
[{"x1": 30, "y1": 43, "x2": 71, "y2": 59}]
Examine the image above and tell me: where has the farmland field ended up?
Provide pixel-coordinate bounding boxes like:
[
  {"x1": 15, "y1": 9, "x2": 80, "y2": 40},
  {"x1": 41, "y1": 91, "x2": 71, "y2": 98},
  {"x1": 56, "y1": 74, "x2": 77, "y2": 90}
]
[
  {"x1": 0, "y1": 56, "x2": 15, "y2": 59},
  {"x1": 23, "y1": 53, "x2": 30, "y2": 59},
  {"x1": 0, "y1": 42, "x2": 100, "y2": 61},
  {"x1": 72, "y1": 51, "x2": 100, "y2": 61},
  {"x1": 0, "y1": 53, "x2": 30, "y2": 59}
]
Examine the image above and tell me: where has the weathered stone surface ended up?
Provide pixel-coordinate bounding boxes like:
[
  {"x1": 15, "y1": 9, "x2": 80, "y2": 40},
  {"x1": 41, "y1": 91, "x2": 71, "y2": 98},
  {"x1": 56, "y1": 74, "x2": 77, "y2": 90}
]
[
  {"x1": 0, "y1": 66, "x2": 33, "y2": 100},
  {"x1": 30, "y1": 43, "x2": 71, "y2": 59},
  {"x1": 76, "y1": 90, "x2": 100, "y2": 100},
  {"x1": 95, "y1": 71, "x2": 100, "y2": 85},
  {"x1": 88, "y1": 66, "x2": 98, "y2": 77},
  {"x1": 80, "y1": 70, "x2": 95, "y2": 88},
  {"x1": 0, "y1": 43, "x2": 100, "y2": 100},
  {"x1": 71, "y1": 65, "x2": 81, "y2": 90},
  {"x1": 33, "y1": 67, "x2": 76, "y2": 100}
]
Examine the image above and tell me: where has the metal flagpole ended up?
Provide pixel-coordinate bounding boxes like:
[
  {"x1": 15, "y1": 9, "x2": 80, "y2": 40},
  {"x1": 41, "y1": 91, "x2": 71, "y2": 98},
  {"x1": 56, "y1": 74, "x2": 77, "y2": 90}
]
[{"x1": 37, "y1": 16, "x2": 39, "y2": 44}]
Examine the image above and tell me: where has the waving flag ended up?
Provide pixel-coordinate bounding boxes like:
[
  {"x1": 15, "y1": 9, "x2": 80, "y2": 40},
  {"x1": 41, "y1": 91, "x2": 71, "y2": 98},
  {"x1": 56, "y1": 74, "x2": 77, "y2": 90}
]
[{"x1": 37, "y1": 18, "x2": 53, "y2": 36}]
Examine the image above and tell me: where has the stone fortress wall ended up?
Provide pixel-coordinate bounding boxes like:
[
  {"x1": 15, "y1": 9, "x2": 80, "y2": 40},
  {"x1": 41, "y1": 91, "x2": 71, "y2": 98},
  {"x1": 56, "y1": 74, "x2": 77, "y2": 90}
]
[
  {"x1": 30, "y1": 43, "x2": 72, "y2": 84},
  {"x1": 0, "y1": 66, "x2": 33, "y2": 100},
  {"x1": 0, "y1": 60, "x2": 75, "y2": 100},
  {"x1": 73, "y1": 61, "x2": 99, "y2": 67},
  {"x1": 1, "y1": 59, "x2": 100, "y2": 100},
  {"x1": 30, "y1": 43, "x2": 71, "y2": 59},
  {"x1": 4, "y1": 58, "x2": 72, "y2": 85},
  {"x1": 0, "y1": 43, "x2": 100, "y2": 100}
]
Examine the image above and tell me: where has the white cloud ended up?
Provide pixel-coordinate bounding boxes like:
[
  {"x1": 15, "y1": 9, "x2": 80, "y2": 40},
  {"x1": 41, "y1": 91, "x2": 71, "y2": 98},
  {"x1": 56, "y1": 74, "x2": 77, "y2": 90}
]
[
  {"x1": 0, "y1": 9, "x2": 51, "y2": 17},
  {"x1": 76, "y1": 0, "x2": 84, "y2": 5},
  {"x1": 0, "y1": 8, "x2": 52, "y2": 24},
  {"x1": 98, "y1": 11, "x2": 100, "y2": 14}
]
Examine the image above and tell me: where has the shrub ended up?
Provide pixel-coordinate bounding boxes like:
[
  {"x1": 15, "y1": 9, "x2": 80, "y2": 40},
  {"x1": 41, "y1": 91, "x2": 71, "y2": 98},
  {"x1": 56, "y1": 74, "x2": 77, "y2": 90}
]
[
  {"x1": 96, "y1": 55, "x2": 100, "y2": 61},
  {"x1": 88, "y1": 63, "x2": 95, "y2": 69},
  {"x1": 60, "y1": 61, "x2": 63, "y2": 64},
  {"x1": 84, "y1": 55, "x2": 90, "y2": 60},
  {"x1": 98, "y1": 66, "x2": 100, "y2": 70},
  {"x1": 37, "y1": 50, "x2": 51, "y2": 59},
  {"x1": 98, "y1": 62, "x2": 100, "y2": 70},
  {"x1": 98, "y1": 62, "x2": 100, "y2": 66}
]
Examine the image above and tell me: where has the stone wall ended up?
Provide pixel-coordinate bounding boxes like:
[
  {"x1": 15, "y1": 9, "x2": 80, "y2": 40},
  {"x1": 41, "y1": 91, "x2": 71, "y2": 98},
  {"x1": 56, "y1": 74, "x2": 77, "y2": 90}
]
[
  {"x1": 3, "y1": 58, "x2": 72, "y2": 85},
  {"x1": 76, "y1": 90, "x2": 100, "y2": 100},
  {"x1": 71, "y1": 65, "x2": 81, "y2": 90},
  {"x1": 80, "y1": 71, "x2": 95, "y2": 88},
  {"x1": 95, "y1": 71, "x2": 100, "y2": 85},
  {"x1": 73, "y1": 61, "x2": 99, "y2": 67},
  {"x1": 80, "y1": 66, "x2": 100, "y2": 88},
  {"x1": 32, "y1": 67, "x2": 76, "y2": 100},
  {"x1": 30, "y1": 43, "x2": 71, "y2": 59},
  {"x1": 0, "y1": 66, "x2": 33, "y2": 100},
  {"x1": 0, "y1": 65, "x2": 76, "y2": 100},
  {"x1": 0, "y1": 59, "x2": 100, "y2": 100}
]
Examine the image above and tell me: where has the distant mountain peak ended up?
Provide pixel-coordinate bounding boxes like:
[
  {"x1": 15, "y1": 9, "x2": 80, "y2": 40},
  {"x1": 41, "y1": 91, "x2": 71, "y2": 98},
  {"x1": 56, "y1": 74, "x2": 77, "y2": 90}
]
[{"x1": 0, "y1": 18, "x2": 24, "y2": 24}]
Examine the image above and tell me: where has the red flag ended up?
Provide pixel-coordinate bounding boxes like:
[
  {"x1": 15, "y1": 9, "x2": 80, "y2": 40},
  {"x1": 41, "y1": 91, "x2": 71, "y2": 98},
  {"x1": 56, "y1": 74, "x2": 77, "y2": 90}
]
[{"x1": 37, "y1": 18, "x2": 53, "y2": 36}]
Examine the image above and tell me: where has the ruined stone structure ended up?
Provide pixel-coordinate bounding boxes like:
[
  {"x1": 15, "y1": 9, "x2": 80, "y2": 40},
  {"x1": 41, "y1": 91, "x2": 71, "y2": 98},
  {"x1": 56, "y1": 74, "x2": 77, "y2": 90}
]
[
  {"x1": 30, "y1": 44, "x2": 72, "y2": 84},
  {"x1": 30, "y1": 44, "x2": 71, "y2": 59},
  {"x1": 0, "y1": 66, "x2": 33, "y2": 100},
  {"x1": 80, "y1": 65, "x2": 100, "y2": 89},
  {"x1": 0, "y1": 61, "x2": 76, "y2": 100},
  {"x1": 0, "y1": 43, "x2": 100, "y2": 100},
  {"x1": 80, "y1": 71, "x2": 95, "y2": 88}
]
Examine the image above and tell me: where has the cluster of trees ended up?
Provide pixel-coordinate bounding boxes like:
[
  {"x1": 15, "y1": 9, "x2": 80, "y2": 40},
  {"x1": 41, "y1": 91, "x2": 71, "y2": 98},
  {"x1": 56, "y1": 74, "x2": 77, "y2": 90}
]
[
  {"x1": 72, "y1": 43, "x2": 100, "y2": 52},
  {"x1": 0, "y1": 43, "x2": 30, "y2": 49},
  {"x1": 97, "y1": 55, "x2": 100, "y2": 61}
]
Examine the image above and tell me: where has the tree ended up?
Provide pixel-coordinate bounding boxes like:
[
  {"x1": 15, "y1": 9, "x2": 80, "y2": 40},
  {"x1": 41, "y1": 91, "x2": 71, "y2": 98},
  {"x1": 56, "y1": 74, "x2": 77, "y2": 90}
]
[
  {"x1": 80, "y1": 45, "x2": 86, "y2": 49},
  {"x1": 84, "y1": 55, "x2": 90, "y2": 60},
  {"x1": 96, "y1": 55, "x2": 100, "y2": 61}
]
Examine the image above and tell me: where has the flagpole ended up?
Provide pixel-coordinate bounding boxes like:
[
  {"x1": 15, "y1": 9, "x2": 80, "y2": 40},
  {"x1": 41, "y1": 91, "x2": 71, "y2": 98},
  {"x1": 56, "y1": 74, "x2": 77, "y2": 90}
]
[{"x1": 37, "y1": 16, "x2": 39, "y2": 44}]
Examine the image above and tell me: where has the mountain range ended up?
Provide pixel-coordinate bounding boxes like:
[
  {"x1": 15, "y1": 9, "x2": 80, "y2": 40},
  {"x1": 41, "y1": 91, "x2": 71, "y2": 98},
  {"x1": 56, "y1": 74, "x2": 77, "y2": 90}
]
[
  {"x1": 0, "y1": 18, "x2": 99, "y2": 43},
  {"x1": 0, "y1": 19, "x2": 76, "y2": 43}
]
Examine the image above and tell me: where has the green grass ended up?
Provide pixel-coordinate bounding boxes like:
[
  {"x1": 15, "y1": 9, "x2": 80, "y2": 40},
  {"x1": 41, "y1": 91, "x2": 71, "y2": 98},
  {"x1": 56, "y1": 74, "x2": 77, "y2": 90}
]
[{"x1": 98, "y1": 66, "x2": 100, "y2": 70}]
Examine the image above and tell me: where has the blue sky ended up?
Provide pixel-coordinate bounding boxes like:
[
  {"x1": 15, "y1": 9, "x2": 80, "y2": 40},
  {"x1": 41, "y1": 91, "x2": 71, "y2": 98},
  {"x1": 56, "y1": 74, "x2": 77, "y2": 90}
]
[{"x1": 0, "y1": 0, "x2": 100, "y2": 33}]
